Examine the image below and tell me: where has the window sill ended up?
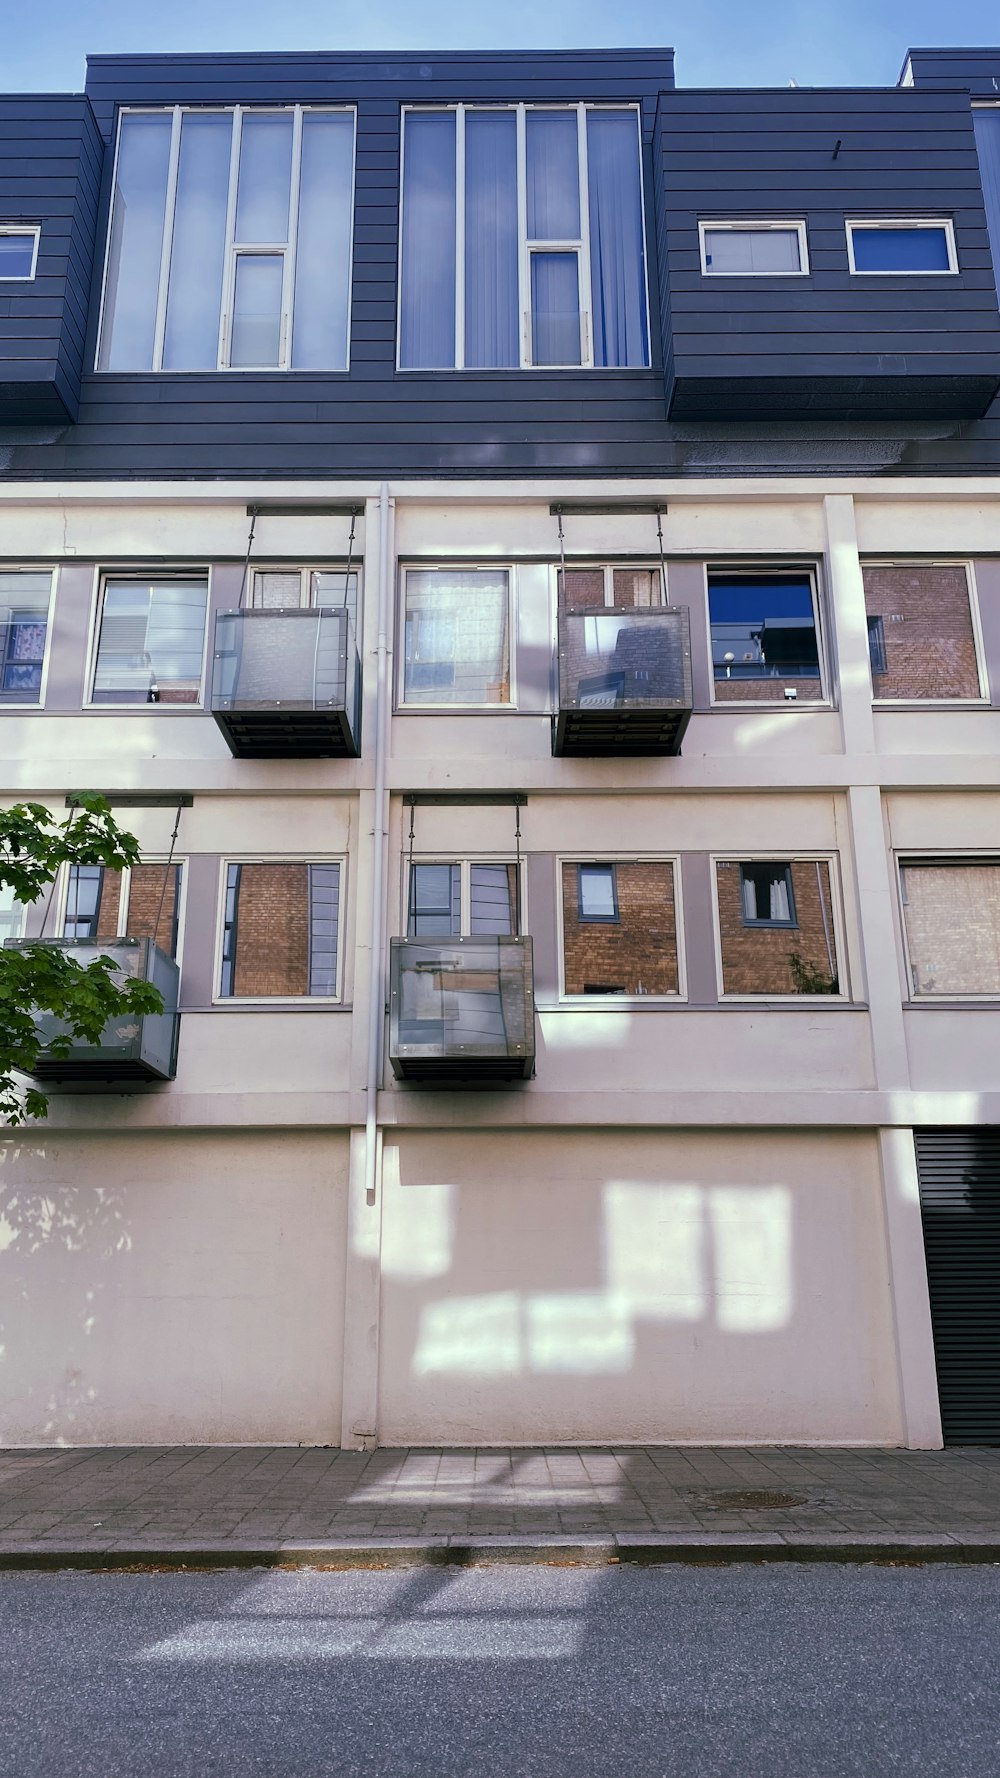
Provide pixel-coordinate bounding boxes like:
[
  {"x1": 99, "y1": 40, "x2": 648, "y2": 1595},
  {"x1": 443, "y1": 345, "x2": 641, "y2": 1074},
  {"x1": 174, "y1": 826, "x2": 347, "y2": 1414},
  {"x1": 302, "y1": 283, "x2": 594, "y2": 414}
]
[
  {"x1": 707, "y1": 699, "x2": 834, "y2": 713},
  {"x1": 396, "y1": 703, "x2": 518, "y2": 715},
  {"x1": 873, "y1": 698, "x2": 991, "y2": 710},
  {"x1": 203, "y1": 1000, "x2": 350, "y2": 1012},
  {"x1": 904, "y1": 997, "x2": 1000, "y2": 1009}
]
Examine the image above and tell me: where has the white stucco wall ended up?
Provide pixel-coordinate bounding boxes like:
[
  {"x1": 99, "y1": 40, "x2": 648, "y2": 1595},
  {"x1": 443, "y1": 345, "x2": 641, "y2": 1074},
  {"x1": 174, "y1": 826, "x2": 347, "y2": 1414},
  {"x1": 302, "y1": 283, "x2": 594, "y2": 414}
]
[
  {"x1": 0, "y1": 1131, "x2": 349, "y2": 1445},
  {"x1": 376, "y1": 1129, "x2": 904, "y2": 1446}
]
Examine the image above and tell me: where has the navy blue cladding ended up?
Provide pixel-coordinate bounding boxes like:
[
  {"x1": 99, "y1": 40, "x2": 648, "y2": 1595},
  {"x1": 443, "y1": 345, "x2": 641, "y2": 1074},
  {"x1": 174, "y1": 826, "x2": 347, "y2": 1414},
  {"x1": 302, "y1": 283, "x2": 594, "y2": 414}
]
[
  {"x1": 0, "y1": 94, "x2": 102, "y2": 422},
  {"x1": 6, "y1": 50, "x2": 1000, "y2": 472},
  {"x1": 902, "y1": 49, "x2": 1000, "y2": 95},
  {"x1": 657, "y1": 85, "x2": 1000, "y2": 420}
]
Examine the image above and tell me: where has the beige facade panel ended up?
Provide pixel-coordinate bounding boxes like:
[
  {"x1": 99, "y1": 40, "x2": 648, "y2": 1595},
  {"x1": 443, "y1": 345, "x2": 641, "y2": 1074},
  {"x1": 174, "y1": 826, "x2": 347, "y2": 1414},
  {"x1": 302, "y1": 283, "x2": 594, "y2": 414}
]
[
  {"x1": 376, "y1": 1129, "x2": 903, "y2": 1447},
  {"x1": 0, "y1": 1131, "x2": 350, "y2": 1445}
]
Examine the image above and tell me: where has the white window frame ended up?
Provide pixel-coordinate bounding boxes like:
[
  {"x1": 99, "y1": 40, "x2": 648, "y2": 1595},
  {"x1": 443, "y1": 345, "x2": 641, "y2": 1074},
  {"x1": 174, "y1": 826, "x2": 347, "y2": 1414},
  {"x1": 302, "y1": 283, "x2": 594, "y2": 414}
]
[
  {"x1": 698, "y1": 219, "x2": 809, "y2": 277},
  {"x1": 711, "y1": 852, "x2": 847, "y2": 1002},
  {"x1": 896, "y1": 852, "x2": 1000, "y2": 1003},
  {"x1": 95, "y1": 104, "x2": 357, "y2": 373},
  {"x1": 85, "y1": 568, "x2": 213, "y2": 712},
  {"x1": 397, "y1": 563, "x2": 518, "y2": 712},
  {"x1": 57, "y1": 857, "x2": 187, "y2": 961},
  {"x1": 0, "y1": 225, "x2": 40, "y2": 281},
  {"x1": 0, "y1": 567, "x2": 55, "y2": 709},
  {"x1": 846, "y1": 217, "x2": 958, "y2": 276},
  {"x1": 705, "y1": 562, "x2": 831, "y2": 710},
  {"x1": 403, "y1": 856, "x2": 526, "y2": 940},
  {"x1": 862, "y1": 558, "x2": 989, "y2": 706},
  {"x1": 213, "y1": 855, "x2": 346, "y2": 1006},
  {"x1": 397, "y1": 102, "x2": 650, "y2": 371},
  {"x1": 556, "y1": 853, "x2": 686, "y2": 1005}
]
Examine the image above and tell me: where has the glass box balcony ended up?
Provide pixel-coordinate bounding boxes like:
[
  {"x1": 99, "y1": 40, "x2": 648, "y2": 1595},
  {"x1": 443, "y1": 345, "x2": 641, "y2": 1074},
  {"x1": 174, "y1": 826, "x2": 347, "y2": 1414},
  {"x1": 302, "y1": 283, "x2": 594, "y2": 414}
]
[
  {"x1": 389, "y1": 936, "x2": 535, "y2": 1083},
  {"x1": 211, "y1": 607, "x2": 360, "y2": 758},
  {"x1": 4, "y1": 937, "x2": 179, "y2": 1082},
  {"x1": 555, "y1": 606, "x2": 693, "y2": 755}
]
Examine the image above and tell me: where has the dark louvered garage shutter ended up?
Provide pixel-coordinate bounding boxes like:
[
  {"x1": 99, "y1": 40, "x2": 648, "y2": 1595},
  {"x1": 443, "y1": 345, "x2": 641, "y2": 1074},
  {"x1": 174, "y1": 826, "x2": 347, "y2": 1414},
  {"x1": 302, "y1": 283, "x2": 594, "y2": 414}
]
[{"x1": 916, "y1": 1128, "x2": 1000, "y2": 1446}]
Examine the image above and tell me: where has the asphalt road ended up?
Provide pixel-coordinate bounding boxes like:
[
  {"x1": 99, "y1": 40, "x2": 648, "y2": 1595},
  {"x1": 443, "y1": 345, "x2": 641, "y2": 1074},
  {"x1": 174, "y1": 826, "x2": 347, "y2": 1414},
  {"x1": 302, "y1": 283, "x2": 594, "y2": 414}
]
[{"x1": 1, "y1": 1563, "x2": 999, "y2": 1777}]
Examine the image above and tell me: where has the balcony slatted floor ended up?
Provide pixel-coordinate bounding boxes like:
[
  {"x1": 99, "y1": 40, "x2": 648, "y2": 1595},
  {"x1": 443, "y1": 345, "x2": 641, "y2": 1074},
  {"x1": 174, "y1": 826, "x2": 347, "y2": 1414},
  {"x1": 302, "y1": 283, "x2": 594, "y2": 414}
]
[
  {"x1": 553, "y1": 705, "x2": 691, "y2": 756},
  {"x1": 213, "y1": 707, "x2": 358, "y2": 759}
]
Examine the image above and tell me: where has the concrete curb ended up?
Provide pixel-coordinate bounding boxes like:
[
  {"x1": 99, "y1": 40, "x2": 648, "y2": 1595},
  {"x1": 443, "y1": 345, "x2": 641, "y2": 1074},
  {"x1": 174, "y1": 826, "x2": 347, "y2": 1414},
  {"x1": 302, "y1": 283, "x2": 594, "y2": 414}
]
[{"x1": 1, "y1": 1533, "x2": 999, "y2": 1569}]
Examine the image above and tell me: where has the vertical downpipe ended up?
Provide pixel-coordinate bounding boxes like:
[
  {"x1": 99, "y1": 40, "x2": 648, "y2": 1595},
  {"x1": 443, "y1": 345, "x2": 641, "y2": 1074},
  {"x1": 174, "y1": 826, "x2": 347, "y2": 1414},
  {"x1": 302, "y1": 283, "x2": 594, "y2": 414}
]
[{"x1": 365, "y1": 483, "x2": 393, "y2": 1205}]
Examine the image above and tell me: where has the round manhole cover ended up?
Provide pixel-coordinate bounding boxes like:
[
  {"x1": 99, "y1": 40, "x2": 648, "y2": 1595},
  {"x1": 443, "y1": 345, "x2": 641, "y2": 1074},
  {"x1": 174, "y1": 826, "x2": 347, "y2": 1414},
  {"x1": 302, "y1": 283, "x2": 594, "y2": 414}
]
[{"x1": 700, "y1": 1489, "x2": 806, "y2": 1511}]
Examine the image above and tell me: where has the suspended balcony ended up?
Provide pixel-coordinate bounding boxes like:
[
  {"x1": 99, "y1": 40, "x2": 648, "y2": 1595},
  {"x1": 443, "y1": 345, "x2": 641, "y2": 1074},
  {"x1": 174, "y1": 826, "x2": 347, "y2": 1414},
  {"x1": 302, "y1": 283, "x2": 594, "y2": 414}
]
[
  {"x1": 389, "y1": 936, "x2": 535, "y2": 1083},
  {"x1": 555, "y1": 606, "x2": 693, "y2": 756},
  {"x1": 5, "y1": 937, "x2": 179, "y2": 1082},
  {"x1": 211, "y1": 607, "x2": 360, "y2": 758}
]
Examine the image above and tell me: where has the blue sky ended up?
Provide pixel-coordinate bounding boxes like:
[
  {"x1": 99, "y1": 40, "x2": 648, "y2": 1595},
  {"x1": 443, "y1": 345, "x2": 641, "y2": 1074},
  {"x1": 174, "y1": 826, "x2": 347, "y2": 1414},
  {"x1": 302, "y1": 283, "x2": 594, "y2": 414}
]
[{"x1": 6, "y1": 0, "x2": 1000, "y2": 91}]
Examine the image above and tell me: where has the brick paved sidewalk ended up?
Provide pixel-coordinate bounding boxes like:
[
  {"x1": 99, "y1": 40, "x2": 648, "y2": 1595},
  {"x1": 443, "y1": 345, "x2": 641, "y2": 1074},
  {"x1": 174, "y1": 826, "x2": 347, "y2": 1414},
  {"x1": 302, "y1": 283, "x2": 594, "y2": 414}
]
[{"x1": 2, "y1": 1445, "x2": 1000, "y2": 1566}]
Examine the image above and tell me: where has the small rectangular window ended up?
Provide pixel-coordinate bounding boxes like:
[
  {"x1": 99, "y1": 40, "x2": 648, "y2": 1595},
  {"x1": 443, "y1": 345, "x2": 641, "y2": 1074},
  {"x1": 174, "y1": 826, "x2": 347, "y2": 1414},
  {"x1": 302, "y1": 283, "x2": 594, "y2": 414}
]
[
  {"x1": 862, "y1": 563, "x2": 983, "y2": 700},
  {"x1": 739, "y1": 862, "x2": 796, "y2": 927},
  {"x1": 0, "y1": 571, "x2": 53, "y2": 704},
  {"x1": 578, "y1": 863, "x2": 619, "y2": 922},
  {"x1": 91, "y1": 577, "x2": 209, "y2": 705},
  {"x1": 700, "y1": 222, "x2": 807, "y2": 276},
  {"x1": 867, "y1": 614, "x2": 888, "y2": 679},
  {"x1": 708, "y1": 571, "x2": 823, "y2": 703},
  {"x1": 847, "y1": 221, "x2": 956, "y2": 274},
  {"x1": 0, "y1": 227, "x2": 40, "y2": 280},
  {"x1": 220, "y1": 861, "x2": 340, "y2": 998},
  {"x1": 900, "y1": 859, "x2": 1000, "y2": 997},
  {"x1": 716, "y1": 859, "x2": 839, "y2": 996},
  {"x1": 63, "y1": 862, "x2": 183, "y2": 955},
  {"x1": 562, "y1": 860, "x2": 678, "y2": 996},
  {"x1": 402, "y1": 569, "x2": 511, "y2": 706}
]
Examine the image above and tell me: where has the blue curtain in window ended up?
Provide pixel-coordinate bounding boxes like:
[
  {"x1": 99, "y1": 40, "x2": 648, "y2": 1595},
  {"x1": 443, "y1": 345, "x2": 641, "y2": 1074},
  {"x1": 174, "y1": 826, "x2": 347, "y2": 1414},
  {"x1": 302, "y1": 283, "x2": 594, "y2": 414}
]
[
  {"x1": 400, "y1": 113, "x2": 456, "y2": 368},
  {"x1": 587, "y1": 111, "x2": 648, "y2": 368},
  {"x1": 974, "y1": 110, "x2": 1000, "y2": 293},
  {"x1": 465, "y1": 112, "x2": 518, "y2": 368}
]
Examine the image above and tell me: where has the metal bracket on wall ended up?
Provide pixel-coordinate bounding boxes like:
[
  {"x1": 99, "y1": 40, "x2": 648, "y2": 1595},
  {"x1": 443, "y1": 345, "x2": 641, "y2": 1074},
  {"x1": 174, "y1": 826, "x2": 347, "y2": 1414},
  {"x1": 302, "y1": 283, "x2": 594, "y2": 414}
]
[
  {"x1": 64, "y1": 794, "x2": 195, "y2": 809},
  {"x1": 402, "y1": 793, "x2": 528, "y2": 808},
  {"x1": 548, "y1": 501, "x2": 667, "y2": 517},
  {"x1": 246, "y1": 502, "x2": 365, "y2": 518}
]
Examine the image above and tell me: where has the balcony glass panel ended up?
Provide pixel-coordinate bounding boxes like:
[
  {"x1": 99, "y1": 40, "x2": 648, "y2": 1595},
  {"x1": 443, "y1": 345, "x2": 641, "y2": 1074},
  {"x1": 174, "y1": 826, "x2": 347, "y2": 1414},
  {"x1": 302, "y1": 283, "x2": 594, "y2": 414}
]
[
  {"x1": 4, "y1": 937, "x2": 179, "y2": 1081},
  {"x1": 556, "y1": 605, "x2": 692, "y2": 755},
  {"x1": 389, "y1": 936, "x2": 534, "y2": 1081},
  {"x1": 211, "y1": 607, "x2": 359, "y2": 756}
]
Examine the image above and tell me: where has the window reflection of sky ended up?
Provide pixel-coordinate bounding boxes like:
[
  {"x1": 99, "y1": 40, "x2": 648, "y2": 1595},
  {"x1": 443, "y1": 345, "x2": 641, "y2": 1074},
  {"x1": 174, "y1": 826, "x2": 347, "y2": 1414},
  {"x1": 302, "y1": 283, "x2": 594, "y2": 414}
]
[{"x1": 709, "y1": 577, "x2": 818, "y2": 677}]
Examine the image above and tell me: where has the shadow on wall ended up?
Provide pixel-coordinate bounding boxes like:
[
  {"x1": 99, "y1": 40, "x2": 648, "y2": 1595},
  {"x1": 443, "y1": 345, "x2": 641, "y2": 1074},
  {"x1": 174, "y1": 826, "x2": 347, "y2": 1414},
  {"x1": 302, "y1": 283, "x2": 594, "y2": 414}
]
[
  {"x1": 0, "y1": 1138, "x2": 131, "y2": 1442},
  {"x1": 376, "y1": 1127, "x2": 899, "y2": 1445}
]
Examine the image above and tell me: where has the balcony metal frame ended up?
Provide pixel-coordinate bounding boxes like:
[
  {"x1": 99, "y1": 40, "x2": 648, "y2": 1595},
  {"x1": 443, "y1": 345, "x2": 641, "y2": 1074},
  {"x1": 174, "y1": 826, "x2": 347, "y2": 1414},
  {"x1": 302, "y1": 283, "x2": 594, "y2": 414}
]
[
  {"x1": 554, "y1": 603, "x2": 693, "y2": 755},
  {"x1": 4, "y1": 936, "x2": 180, "y2": 1083},
  {"x1": 389, "y1": 935, "x2": 535, "y2": 1083},
  {"x1": 211, "y1": 605, "x2": 360, "y2": 757}
]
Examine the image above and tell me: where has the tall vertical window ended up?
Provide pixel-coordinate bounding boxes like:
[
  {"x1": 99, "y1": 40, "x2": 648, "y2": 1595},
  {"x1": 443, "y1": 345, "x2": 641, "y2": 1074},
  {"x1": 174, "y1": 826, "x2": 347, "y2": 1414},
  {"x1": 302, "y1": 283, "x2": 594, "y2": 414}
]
[
  {"x1": 0, "y1": 883, "x2": 24, "y2": 943},
  {"x1": 399, "y1": 104, "x2": 649, "y2": 369},
  {"x1": 91, "y1": 577, "x2": 209, "y2": 705},
  {"x1": 97, "y1": 107, "x2": 356, "y2": 372},
  {"x1": 0, "y1": 572, "x2": 53, "y2": 704},
  {"x1": 220, "y1": 861, "x2": 341, "y2": 998}
]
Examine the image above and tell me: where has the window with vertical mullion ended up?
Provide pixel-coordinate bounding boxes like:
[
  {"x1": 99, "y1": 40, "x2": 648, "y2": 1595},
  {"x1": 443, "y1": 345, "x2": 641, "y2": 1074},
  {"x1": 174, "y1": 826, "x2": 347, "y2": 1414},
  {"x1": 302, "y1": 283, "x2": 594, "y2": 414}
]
[
  {"x1": 399, "y1": 103, "x2": 648, "y2": 371},
  {"x1": 97, "y1": 105, "x2": 355, "y2": 372}
]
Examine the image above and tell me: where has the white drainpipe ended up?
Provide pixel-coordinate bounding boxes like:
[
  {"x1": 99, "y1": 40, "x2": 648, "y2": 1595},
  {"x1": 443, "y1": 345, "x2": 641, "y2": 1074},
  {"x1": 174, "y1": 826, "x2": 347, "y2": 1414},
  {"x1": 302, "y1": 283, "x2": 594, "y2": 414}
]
[{"x1": 364, "y1": 482, "x2": 393, "y2": 1204}]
